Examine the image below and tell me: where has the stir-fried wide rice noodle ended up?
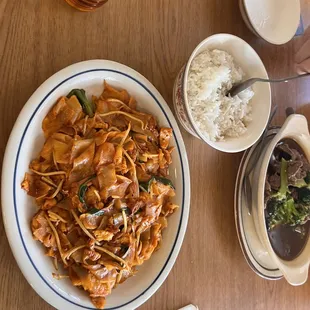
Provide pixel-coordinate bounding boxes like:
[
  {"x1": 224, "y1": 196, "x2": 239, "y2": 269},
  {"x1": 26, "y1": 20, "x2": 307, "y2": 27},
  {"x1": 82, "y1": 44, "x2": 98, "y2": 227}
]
[{"x1": 22, "y1": 81, "x2": 177, "y2": 309}]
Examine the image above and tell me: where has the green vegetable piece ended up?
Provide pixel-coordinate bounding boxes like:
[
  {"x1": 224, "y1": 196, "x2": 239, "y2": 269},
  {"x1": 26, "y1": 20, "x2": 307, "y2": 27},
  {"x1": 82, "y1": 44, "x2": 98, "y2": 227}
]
[
  {"x1": 87, "y1": 208, "x2": 105, "y2": 216},
  {"x1": 139, "y1": 182, "x2": 150, "y2": 193},
  {"x1": 67, "y1": 89, "x2": 95, "y2": 117},
  {"x1": 267, "y1": 198, "x2": 296, "y2": 230},
  {"x1": 297, "y1": 187, "x2": 310, "y2": 205},
  {"x1": 78, "y1": 184, "x2": 88, "y2": 205},
  {"x1": 139, "y1": 176, "x2": 175, "y2": 193},
  {"x1": 305, "y1": 172, "x2": 310, "y2": 184},
  {"x1": 78, "y1": 175, "x2": 96, "y2": 206},
  {"x1": 155, "y1": 176, "x2": 175, "y2": 189},
  {"x1": 266, "y1": 159, "x2": 310, "y2": 230},
  {"x1": 278, "y1": 158, "x2": 289, "y2": 198}
]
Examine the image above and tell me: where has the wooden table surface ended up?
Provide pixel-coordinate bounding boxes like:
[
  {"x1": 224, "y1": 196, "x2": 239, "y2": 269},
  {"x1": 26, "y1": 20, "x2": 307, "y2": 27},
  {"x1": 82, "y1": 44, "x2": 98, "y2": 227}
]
[{"x1": 1, "y1": 1, "x2": 310, "y2": 309}]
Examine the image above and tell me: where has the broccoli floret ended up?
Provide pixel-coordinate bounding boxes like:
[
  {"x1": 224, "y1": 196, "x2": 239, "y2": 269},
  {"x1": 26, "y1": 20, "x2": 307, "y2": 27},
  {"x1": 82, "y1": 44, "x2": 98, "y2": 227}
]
[
  {"x1": 304, "y1": 172, "x2": 310, "y2": 185},
  {"x1": 266, "y1": 159, "x2": 310, "y2": 229},
  {"x1": 294, "y1": 203, "x2": 310, "y2": 225},
  {"x1": 296, "y1": 187, "x2": 310, "y2": 205},
  {"x1": 266, "y1": 198, "x2": 296, "y2": 230},
  {"x1": 295, "y1": 170, "x2": 310, "y2": 205},
  {"x1": 266, "y1": 199, "x2": 285, "y2": 229},
  {"x1": 272, "y1": 158, "x2": 289, "y2": 200}
]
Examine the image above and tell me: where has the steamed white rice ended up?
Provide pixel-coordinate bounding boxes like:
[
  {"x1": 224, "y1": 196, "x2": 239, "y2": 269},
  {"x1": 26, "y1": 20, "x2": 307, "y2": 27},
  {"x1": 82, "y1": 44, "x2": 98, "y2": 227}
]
[{"x1": 187, "y1": 49, "x2": 254, "y2": 142}]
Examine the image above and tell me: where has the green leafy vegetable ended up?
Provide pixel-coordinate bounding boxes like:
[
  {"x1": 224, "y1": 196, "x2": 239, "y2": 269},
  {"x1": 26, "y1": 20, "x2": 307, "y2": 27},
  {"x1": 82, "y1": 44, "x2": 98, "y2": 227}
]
[
  {"x1": 139, "y1": 176, "x2": 175, "y2": 193},
  {"x1": 78, "y1": 175, "x2": 96, "y2": 206},
  {"x1": 67, "y1": 89, "x2": 95, "y2": 117},
  {"x1": 297, "y1": 187, "x2": 310, "y2": 205},
  {"x1": 266, "y1": 159, "x2": 310, "y2": 230},
  {"x1": 305, "y1": 172, "x2": 310, "y2": 185},
  {"x1": 79, "y1": 185, "x2": 88, "y2": 205},
  {"x1": 88, "y1": 208, "x2": 105, "y2": 216}
]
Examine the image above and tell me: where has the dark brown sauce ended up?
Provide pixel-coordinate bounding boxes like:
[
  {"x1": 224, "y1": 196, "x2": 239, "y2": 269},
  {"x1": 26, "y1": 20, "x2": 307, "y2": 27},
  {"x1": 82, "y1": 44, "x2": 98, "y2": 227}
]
[
  {"x1": 268, "y1": 222, "x2": 310, "y2": 260},
  {"x1": 266, "y1": 138, "x2": 310, "y2": 261}
]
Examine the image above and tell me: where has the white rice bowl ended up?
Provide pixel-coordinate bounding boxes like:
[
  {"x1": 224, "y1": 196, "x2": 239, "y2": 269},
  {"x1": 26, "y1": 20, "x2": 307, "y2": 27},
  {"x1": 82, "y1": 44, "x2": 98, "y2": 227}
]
[{"x1": 187, "y1": 49, "x2": 254, "y2": 142}]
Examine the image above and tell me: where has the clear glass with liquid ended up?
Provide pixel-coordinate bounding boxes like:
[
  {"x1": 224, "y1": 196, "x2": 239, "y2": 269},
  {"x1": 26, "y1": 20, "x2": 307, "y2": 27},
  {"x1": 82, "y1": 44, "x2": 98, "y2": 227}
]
[{"x1": 65, "y1": 0, "x2": 108, "y2": 12}]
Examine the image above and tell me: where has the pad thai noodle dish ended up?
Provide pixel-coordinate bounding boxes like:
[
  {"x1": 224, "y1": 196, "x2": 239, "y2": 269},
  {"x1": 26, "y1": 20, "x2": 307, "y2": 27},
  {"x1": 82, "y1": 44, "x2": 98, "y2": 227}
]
[{"x1": 21, "y1": 81, "x2": 178, "y2": 309}]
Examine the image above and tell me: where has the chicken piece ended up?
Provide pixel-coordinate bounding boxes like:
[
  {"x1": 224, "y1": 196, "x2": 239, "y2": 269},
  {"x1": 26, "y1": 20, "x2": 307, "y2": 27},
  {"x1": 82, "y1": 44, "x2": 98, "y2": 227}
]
[
  {"x1": 157, "y1": 216, "x2": 168, "y2": 229},
  {"x1": 136, "y1": 164, "x2": 151, "y2": 182},
  {"x1": 162, "y1": 201, "x2": 179, "y2": 216},
  {"x1": 163, "y1": 147, "x2": 174, "y2": 165},
  {"x1": 80, "y1": 213, "x2": 103, "y2": 230},
  {"x1": 85, "y1": 186, "x2": 101, "y2": 206},
  {"x1": 42, "y1": 198, "x2": 57, "y2": 210},
  {"x1": 114, "y1": 145, "x2": 123, "y2": 166},
  {"x1": 108, "y1": 212, "x2": 124, "y2": 227},
  {"x1": 159, "y1": 128, "x2": 173, "y2": 149},
  {"x1": 93, "y1": 230, "x2": 114, "y2": 241},
  {"x1": 158, "y1": 149, "x2": 167, "y2": 169},
  {"x1": 126, "y1": 198, "x2": 145, "y2": 215},
  {"x1": 150, "y1": 181, "x2": 175, "y2": 198},
  {"x1": 145, "y1": 159, "x2": 159, "y2": 175},
  {"x1": 118, "y1": 157, "x2": 129, "y2": 175},
  {"x1": 123, "y1": 140, "x2": 135, "y2": 152},
  {"x1": 91, "y1": 297, "x2": 106, "y2": 309},
  {"x1": 83, "y1": 248, "x2": 101, "y2": 264}
]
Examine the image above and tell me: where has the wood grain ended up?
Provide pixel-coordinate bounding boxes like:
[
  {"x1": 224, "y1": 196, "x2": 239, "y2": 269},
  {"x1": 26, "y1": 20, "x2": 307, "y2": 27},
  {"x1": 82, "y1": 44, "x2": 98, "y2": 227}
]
[{"x1": 1, "y1": 0, "x2": 310, "y2": 309}]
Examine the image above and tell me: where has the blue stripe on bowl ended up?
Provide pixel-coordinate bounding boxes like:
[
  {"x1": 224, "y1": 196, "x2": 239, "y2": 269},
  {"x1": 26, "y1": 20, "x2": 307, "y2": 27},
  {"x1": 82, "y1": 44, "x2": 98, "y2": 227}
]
[
  {"x1": 295, "y1": 16, "x2": 304, "y2": 36},
  {"x1": 13, "y1": 69, "x2": 185, "y2": 310}
]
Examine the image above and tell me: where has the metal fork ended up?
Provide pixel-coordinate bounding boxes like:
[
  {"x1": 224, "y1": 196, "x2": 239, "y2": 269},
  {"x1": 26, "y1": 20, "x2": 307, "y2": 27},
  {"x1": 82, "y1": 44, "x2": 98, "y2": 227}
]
[{"x1": 228, "y1": 73, "x2": 310, "y2": 97}]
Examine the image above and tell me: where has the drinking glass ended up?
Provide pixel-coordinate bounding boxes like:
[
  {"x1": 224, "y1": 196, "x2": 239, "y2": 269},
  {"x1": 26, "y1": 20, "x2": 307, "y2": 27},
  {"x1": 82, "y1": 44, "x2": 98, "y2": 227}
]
[{"x1": 65, "y1": 0, "x2": 108, "y2": 12}]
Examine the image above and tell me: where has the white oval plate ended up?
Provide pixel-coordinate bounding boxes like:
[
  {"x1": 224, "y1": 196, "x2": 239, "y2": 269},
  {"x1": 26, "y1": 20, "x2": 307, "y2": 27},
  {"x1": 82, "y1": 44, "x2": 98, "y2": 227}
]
[
  {"x1": 1, "y1": 60, "x2": 190, "y2": 310},
  {"x1": 243, "y1": 0, "x2": 300, "y2": 45}
]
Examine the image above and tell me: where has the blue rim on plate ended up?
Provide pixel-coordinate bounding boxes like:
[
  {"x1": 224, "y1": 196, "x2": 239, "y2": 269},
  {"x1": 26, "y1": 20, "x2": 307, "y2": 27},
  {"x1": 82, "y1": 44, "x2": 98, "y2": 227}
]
[{"x1": 13, "y1": 69, "x2": 186, "y2": 309}]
